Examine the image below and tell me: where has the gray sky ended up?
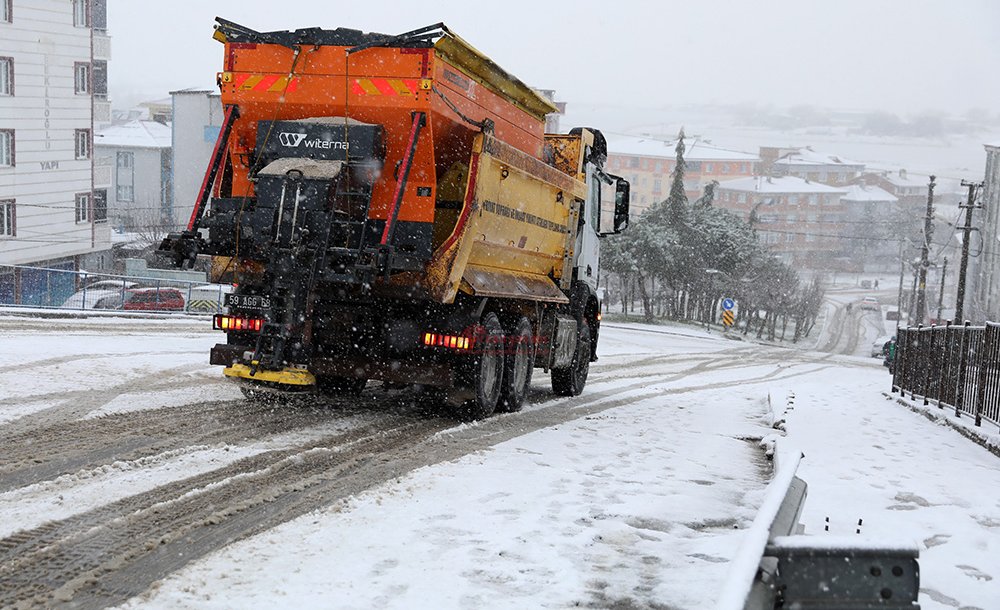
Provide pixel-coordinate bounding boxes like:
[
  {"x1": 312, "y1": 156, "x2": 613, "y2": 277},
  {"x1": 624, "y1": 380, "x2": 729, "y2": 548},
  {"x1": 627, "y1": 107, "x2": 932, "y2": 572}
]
[{"x1": 108, "y1": 0, "x2": 1000, "y2": 115}]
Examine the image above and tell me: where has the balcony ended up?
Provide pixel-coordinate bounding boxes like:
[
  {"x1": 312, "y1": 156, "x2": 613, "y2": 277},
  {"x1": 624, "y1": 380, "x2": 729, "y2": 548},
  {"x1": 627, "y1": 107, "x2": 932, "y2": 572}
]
[
  {"x1": 94, "y1": 100, "x2": 111, "y2": 124},
  {"x1": 93, "y1": 32, "x2": 112, "y2": 61},
  {"x1": 94, "y1": 156, "x2": 113, "y2": 187}
]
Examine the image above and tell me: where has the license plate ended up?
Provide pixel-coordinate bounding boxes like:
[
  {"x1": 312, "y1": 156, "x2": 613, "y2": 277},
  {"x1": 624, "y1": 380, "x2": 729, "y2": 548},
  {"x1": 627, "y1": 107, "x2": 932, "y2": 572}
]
[{"x1": 226, "y1": 293, "x2": 272, "y2": 310}]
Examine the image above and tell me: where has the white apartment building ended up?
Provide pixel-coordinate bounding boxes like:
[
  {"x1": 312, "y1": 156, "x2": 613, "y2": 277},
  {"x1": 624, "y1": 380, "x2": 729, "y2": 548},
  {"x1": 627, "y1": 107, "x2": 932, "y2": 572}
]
[
  {"x1": 970, "y1": 142, "x2": 1000, "y2": 323},
  {"x1": 95, "y1": 119, "x2": 171, "y2": 232},
  {"x1": 0, "y1": 0, "x2": 112, "y2": 305}
]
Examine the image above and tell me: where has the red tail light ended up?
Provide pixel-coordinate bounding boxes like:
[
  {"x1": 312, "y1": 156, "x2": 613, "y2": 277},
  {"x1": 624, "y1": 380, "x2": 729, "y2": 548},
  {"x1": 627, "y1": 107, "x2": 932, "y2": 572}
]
[
  {"x1": 213, "y1": 314, "x2": 264, "y2": 331},
  {"x1": 422, "y1": 332, "x2": 472, "y2": 350}
]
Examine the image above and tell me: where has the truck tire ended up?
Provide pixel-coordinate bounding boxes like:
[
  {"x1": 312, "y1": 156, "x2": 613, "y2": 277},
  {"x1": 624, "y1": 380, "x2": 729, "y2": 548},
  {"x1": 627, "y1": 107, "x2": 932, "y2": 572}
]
[
  {"x1": 497, "y1": 316, "x2": 534, "y2": 413},
  {"x1": 552, "y1": 321, "x2": 591, "y2": 397},
  {"x1": 458, "y1": 311, "x2": 505, "y2": 420},
  {"x1": 316, "y1": 375, "x2": 367, "y2": 396}
]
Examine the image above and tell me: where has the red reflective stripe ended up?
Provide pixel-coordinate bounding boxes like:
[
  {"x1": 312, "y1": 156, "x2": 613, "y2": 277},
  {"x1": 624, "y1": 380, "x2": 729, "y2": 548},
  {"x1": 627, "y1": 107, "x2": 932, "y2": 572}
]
[
  {"x1": 232, "y1": 73, "x2": 252, "y2": 88},
  {"x1": 402, "y1": 79, "x2": 420, "y2": 94},
  {"x1": 371, "y1": 78, "x2": 397, "y2": 96},
  {"x1": 254, "y1": 74, "x2": 281, "y2": 91},
  {"x1": 286, "y1": 77, "x2": 298, "y2": 93},
  {"x1": 350, "y1": 79, "x2": 366, "y2": 95}
]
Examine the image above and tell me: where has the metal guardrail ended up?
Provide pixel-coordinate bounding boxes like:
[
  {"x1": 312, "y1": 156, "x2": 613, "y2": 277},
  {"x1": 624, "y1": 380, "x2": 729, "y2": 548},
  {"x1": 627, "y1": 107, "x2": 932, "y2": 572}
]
[
  {"x1": 893, "y1": 322, "x2": 1000, "y2": 429},
  {"x1": 0, "y1": 264, "x2": 229, "y2": 314},
  {"x1": 720, "y1": 443, "x2": 920, "y2": 609}
]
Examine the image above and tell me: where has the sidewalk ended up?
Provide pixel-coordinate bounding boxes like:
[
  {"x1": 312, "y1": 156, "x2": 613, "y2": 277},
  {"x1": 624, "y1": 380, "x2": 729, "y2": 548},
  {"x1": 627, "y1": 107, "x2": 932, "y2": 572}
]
[{"x1": 771, "y1": 365, "x2": 1000, "y2": 610}]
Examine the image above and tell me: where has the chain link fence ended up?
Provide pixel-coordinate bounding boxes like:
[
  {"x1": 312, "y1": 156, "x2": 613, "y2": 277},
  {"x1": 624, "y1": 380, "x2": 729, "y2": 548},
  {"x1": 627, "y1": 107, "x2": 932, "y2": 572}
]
[
  {"x1": 892, "y1": 322, "x2": 1000, "y2": 429},
  {"x1": 0, "y1": 264, "x2": 231, "y2": 314}
]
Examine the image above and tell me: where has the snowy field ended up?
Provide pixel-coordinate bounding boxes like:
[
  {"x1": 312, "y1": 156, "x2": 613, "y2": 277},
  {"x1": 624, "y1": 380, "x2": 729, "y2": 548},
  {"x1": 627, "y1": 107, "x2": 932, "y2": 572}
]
[{"x1": 0, "y1": 313, "x2": 997, "y2": 609}]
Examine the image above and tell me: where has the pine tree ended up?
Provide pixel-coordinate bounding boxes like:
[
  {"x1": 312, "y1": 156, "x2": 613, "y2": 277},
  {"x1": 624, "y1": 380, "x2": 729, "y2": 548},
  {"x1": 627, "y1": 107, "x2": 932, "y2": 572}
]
[{"x1": 666, "y1": 128, "x2": 689, "y2": 228}]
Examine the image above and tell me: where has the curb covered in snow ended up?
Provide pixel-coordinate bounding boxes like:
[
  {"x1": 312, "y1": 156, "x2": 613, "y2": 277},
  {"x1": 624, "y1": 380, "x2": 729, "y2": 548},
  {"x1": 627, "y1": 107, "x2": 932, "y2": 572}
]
[{"x1": 882, "y1": 391, "x2": 1000, "y2": 458}]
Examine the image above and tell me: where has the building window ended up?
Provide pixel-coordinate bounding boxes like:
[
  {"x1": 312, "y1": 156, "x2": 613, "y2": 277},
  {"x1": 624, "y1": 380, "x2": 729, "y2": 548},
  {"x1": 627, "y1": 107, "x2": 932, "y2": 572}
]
[
  {"x1": 788, "y1": 195, "x2": 799, "y2": 205},
  {"x1": 116, "y1": 185, "x2": 134, "y2": 202},
  {"x1": 705, "y1": 163, "x2": 713, "y2": 173},
  {"x1": 629, "y1": 157, "x2": 639, "y2": 169},
  {"x1": 722, "y1": 164, "x2": 730, "y2": 173},
  {"x1": 75, "y1": 193, "x2": 90, "y2": 223},
  {"x1": 117, "y1": 151, "x2": 133, "y2": 169},
  {"x1": 737, "y1": 193, "x2": 747, "y2": 204},
  {"x1": 93, "y1": 189, "x2": 107, "y2": 222},
  {"x1": 0, "y1": 199, "x2": 13, "y2": 237},
  {"x1": 74, "y1": 62, "x2": 90, "y2": 94},
  {"x1": 0, "y1": 130, "x2": 12, "y2": 167},
  {"x1": 0, "y1": 0, "x2": 10, "y2": 23},
  {"x1": 75, "y1": 129, "x2": 90, "y2": 159},
  {"x1": 0, "y1": 57, "x2": 12, "y2": 96},
  {"x1": 73, "y1": 0, "x2": 90, "y2": 27}
]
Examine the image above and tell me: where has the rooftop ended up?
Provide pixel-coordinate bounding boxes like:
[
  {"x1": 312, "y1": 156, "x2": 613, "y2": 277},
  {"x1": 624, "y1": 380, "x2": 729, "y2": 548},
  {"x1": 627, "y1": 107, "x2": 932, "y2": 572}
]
[
  {"x1": 607, "y1": 135, "x2": 759, "y2": 162},
  {"x1": 841, "y1": 184, "x2": 898, "y2": 203},
  {"x1": 95, "y1": 120, "x2": 171, "y2": 149},
  {"x1": 716, "y1": 175, "x2": 848, "y2": 194},
  {"x1": 773, "y1": 147, "x2": 863, "y2": 168}
]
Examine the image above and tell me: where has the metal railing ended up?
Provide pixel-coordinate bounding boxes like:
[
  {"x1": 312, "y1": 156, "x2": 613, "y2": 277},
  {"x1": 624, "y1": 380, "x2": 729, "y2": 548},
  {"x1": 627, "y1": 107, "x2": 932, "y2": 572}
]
[
  {"x1": 893, "y1": 321, "x2": 1000, "y2": 429},
  {"x1": 0, "y1": 264, "x2": 230, "y2": 314}
]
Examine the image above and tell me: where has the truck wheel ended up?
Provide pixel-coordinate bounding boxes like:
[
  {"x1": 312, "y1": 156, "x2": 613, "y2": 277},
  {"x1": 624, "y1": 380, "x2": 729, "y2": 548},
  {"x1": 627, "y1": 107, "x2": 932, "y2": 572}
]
[
  {"x1": 552, "y1": 321, "x2": 591, "y2": 397},
  {"x1": 316, "y1": 376, "x2": 367, "y2": 396},
  {"x1": 497, "y1": 316, "x2": 534, "y2": 413},
  {"x1": 458, "y1": 311, "x2": 505, "y2": 420}
]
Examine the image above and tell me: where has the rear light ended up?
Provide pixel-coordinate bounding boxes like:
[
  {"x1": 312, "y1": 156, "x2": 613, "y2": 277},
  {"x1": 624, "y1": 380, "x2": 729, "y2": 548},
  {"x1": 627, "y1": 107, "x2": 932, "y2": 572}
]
[
  {"x1": 422, "y1": 332, "x2": 472, "y2": 350},
  {"x1": 213, "y1": 314, "x2": 264, "y2": 331},
  {"x1": 597, "y1": 311, "x2": 602, "y2": 321}
]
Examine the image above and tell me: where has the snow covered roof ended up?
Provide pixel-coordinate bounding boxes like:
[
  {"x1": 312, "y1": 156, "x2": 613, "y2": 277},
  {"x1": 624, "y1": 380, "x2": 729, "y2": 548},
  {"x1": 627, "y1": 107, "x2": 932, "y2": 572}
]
[
  {"x1": 716, "y1": 175, "x2": 847, "y2": 194},
  {"x1": 96, "y1": 120, "x2": 171, "y2": 149},
  {"x1": 877, "y1": 169, "x2": 928, "y2": 188},
  {"x1": 607, "y1": 135, "x2": 759, "y2": 162},
  {"x1": 773, "y1": 148, "x2": 863, "y2": 168},
  {"x1": 841, "y1": 184, "x2": 898, "y2": 203}
]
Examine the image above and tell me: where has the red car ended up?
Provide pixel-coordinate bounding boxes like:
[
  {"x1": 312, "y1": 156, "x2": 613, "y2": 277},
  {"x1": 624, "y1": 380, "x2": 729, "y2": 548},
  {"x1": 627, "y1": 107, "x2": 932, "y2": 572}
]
[{"x1": 122, "y1": 288, "x2": 186, "y2": 311}]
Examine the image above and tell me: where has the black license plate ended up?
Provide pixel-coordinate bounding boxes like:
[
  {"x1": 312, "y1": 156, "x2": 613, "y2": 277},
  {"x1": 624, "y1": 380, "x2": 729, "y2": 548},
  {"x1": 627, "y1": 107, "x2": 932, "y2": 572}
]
[{"x1": 226, "y1": 293, "x2": 272, "y2": 310}]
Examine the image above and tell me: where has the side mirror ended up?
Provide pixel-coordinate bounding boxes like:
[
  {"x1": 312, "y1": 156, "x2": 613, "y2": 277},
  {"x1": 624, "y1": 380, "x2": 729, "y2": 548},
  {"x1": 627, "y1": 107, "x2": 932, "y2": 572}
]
[{"x1": 613, "y1": 177, "x2": 630, "y2": 233}]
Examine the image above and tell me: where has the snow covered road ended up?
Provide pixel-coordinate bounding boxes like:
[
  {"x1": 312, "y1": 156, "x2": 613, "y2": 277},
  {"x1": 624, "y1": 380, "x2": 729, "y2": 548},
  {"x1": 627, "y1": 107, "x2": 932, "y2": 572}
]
[{"x1": 0, "y1": 314, "x2": 997, "y2": 609}]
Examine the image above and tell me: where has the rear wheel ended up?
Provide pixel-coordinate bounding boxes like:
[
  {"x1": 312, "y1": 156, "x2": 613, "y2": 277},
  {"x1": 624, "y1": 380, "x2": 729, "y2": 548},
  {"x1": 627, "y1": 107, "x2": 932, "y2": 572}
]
[
  {"x1": 552, "y1": 321, "x2": 591, "y2": 397},
  {"x1": 456, "y1": 311, "x2": 505, "y2": 420},
  {"x1": 497, "y1": 316, "x2": 534, "y2": 413}
]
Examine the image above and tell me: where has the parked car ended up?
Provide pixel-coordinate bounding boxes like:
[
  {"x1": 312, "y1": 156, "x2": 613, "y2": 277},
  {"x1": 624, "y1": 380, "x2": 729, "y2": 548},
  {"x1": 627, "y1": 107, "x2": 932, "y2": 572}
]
[
  {"x1": 872, "y1": 335, "x2": 892, "y2": 358},
  {"x1": 122, "y1": 288, "x2": 186, "y2": 311},
  {"x1": 59, "y1": 280, "x2": 139, "y2": 310},
  {"x1": 860, "y1": 296, "x2": 880, "y2": 311}
]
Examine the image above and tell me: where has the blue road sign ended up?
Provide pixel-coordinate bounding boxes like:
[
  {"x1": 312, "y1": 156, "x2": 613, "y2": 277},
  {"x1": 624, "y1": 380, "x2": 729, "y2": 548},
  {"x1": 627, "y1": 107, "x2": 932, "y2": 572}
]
[{"x1": 722, "y1": 297, "x2": 735, "y2": 311}]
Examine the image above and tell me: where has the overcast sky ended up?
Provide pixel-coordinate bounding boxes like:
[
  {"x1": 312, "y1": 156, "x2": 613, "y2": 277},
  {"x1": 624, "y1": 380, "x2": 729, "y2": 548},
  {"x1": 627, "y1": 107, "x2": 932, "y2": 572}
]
[{"x1": 108, "y1": 0, "x2": 1000, "y2": 115}]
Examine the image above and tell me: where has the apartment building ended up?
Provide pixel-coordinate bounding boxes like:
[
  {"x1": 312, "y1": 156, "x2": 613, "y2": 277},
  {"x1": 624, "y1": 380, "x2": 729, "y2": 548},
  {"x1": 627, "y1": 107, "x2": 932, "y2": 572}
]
[
  {"x1": 715, "y1": 175, "x2": 847, "y2": 268},
  {"x1": 0, "y1": 0, "x2": 112, "y2": 305},
  {"x1": 94, "y1": 119, "x2": 172, "y2": 232},
  {"x1": 606, "y1": 135, "x2": 759, "y2": 215},
  {"x1": 170, "y1": 88, "x2": 222, "y2": 230}
]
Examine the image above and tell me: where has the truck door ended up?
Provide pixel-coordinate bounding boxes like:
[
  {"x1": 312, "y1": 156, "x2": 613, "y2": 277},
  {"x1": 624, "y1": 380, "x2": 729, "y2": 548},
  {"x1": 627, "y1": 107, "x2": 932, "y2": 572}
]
[{"x1": 574, "y1": 162, "x2": 602, "y2": 292}]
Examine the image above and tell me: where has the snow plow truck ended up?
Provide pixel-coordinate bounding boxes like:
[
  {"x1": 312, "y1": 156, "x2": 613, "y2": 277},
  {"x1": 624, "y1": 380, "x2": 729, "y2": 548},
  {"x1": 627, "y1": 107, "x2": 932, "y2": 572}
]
[{"x1": 160, "y1": 18, "x2": 630, "y2": 419}]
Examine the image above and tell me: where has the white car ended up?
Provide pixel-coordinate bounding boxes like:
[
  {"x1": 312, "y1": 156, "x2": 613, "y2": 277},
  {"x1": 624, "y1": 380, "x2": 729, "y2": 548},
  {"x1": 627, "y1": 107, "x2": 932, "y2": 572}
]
[
  {"x1": 872, "y1": 335, "x2": 892, "y2": 357},
  {"x1": 860, "y1": 296, "x2": 880, "y2": 311},
  {"x1": 59, "y1": 280, "x2": 139, "y2": 309}
]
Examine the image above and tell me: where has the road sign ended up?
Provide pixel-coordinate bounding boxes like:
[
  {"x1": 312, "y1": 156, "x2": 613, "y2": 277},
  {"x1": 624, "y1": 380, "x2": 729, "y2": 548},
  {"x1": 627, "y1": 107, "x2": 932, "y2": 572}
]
[
  {"x1": 722, "y1": 297, "x2": 735, "y2": 311},
  {"x1": 722, "y1": 309, "x2": 735, "y2": 327}
]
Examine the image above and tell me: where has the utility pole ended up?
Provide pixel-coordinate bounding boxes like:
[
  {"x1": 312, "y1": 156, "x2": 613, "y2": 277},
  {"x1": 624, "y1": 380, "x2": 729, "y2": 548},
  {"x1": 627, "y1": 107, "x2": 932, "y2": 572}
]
[
  {"x1": 895, "y1": 239, "x2": 905, "y2": 330},
  {"x1": 954, "y1": 180, "x2": 983, "y2": 323},
  {"x1": 914, "y1": 176, "x2": 936, "y2": 326},
  {"x1": 937, "y1": 257, "x2": 947, "y2": 323}
]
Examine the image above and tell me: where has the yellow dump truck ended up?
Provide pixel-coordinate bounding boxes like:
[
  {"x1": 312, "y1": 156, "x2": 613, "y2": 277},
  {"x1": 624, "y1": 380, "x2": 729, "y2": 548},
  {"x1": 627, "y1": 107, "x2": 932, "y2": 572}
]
[{"x1": 161, "y1": 19, "x2": 630, "y2": 418}]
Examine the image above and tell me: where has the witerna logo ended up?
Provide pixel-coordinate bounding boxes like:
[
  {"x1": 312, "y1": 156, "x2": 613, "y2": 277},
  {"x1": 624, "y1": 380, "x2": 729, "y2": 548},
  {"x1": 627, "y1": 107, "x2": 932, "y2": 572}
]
[{"x1": 277, "y1": 132, "x2": 348, "y2": 150}]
